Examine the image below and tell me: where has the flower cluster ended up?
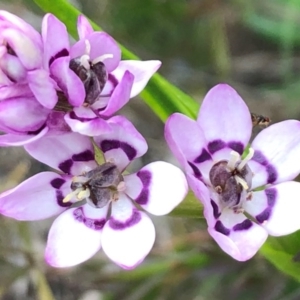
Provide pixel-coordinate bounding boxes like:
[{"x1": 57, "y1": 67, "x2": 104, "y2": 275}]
[
  {"x1": 0, "y1": 11, "x2": 188, "y2": 269},
  {"x1": 165, "y1": 84, "x2": 300, "y2": 261}
]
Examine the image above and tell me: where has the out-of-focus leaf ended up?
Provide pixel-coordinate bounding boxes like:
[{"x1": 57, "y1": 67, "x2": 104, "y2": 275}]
[
  {"x1": 260, "y1": 232, "x2": 300, "y2": 282},
  {"x1": 32, "y1": 269, "x2": 55, "y2": 300},
  {"x1": 33, "y1": 0, "x2": 199, "y2": 121}
]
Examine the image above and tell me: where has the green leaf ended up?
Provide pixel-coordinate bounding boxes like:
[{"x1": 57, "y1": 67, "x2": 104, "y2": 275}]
[
  {"x1": 260, "y1": 232, "x2": 300, "y2": 282},
  {"x1": 33, "y1": 0, "x2": 199, "y2": 121}
]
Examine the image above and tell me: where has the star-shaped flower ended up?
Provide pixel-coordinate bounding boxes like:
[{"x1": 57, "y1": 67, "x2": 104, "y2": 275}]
[
  {"x1": 0, "y1": 116, "x2": 187, "y2": 268},
  {"x1": 165, "y1": 83, "x2": 300, "y2": 261}
]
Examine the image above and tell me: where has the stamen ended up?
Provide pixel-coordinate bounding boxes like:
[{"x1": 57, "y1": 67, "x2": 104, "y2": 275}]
[
  {"x1": 62, "y1": 188, "x2": 82, "y2": 203},
  {"x1": 84, "y1": 39, "x2": 91, "y2": 56},
  {"x1": 234, "y1": 175, "x2": 249, "y2": 190},
  {"x1": 92, "y1": 54, "x2": 113, "y2": 65},
  {"x1": 80, "y1": 54, "x2": 90, "y2": 70},
  {"x1": 237, "y1": 148, "x2": 254, "y2": 171},
  {"x1": 117, "y1": 181, "x2": 126, "y2": 192},
  {"x1": 72, "y1": 175, "x2": 89, "y2": 183},
  {"x1": 227, "y1": 151, "x2": 240, "y2": 170},
  {"x1": 77, "y1": 189, "x2": 91, "y2": 200}
]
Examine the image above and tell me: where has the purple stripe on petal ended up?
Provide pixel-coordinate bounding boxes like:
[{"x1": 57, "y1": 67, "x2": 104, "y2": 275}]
[
  {"x1": 100, "y1": 140, "x2": 137, "y2": 160},
  {"x1": 135, "y1": 189, "x2": 149, "y2": 205},
  {"x1": 194, "y1": 148, "x2": 212, "y2": 163},
  {"x1": 265, "y1": 188, "x2": 277, "y2": 207},
  {"x1": 137, "y1": 170, "x2": 151, "y2": 187},
  {"x1": 252, "y1": 150, "x2": 268, "y2": 165},
  {"x1": 58, "y1": 159, "x2": 73, "y2": 174},
  {"x1": 233, "y1": 219, "x2": 253, "y2": 231},
  {"x1": 56, "y1": 190, "x2": 72, "y2": 208},
  {"x1": 211, "y1": 200, "x2": 221, "y2": 219},
  {"x1": 256, "y1": 207, "x2": 272, "y2": 224},
  {"x1": 214, "y1": 220, "x2": 230, "y2": 236},
  {"x1": 208, "y1": 140, "x2": 226, "y2": 154},
  {"x1": 266, "y1": 164, "x2": 277, "y2": 184},
  {"x1": 73, "y1": 207, "x2": 106, "y2": 230},
  {"x1": 49, "y1": 48, "x2": 69, "y2": 66},
  {"x1": 69, "y1": 111, "x2": 92, "y2": 122},
  {"x1": 107, "y1": 74, "x2": 118, "y2": 88},
  {"x1": 227, "y1": 141, "x2": 243, "y2": 155},
  {"x1": 188, "y1": 162, "x2": 202, "y2": 179},
  {"x1": 50, "y1": 178, "x2": 65, "y2": 189},
  {"x1": 109, "y1": 210, "x2": 141, "y2": 230},
  {"x1": 72, "y1": 150, "x2": 94, "y2": 162}
]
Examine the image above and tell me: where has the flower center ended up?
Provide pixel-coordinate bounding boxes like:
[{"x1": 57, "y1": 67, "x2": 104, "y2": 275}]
[
  {"x1": 69, "y1": 40, "x2": 113, "y2": 106},
  {"x1": 209, "y1": 148, "x2": 254, "y2": 213},
  {"x1": 63, "y1": 162, "x2": 125, "y2": 208}
]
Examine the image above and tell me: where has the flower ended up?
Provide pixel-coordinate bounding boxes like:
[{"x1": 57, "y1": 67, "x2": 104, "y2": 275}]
[
  {"x1": 165, "y1": 83, "x2": 300, "y2": 261},
  {"x1": 0, "y1": 116, "x2": 188, "y2": 269},
  {"x1": 48, "y1": 14, "x2": 162, "y2": 136}
]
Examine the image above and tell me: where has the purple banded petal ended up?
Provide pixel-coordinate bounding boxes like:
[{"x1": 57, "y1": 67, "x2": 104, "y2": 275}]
[
  {"x1": 70, "y1": 32, "x2": 121, "y2": 73},
  {"x1": 64, "y1": 109, "x2": 112, "y2": 136},
  {"x1": 0, "y1": 127, "x2": 48, "y2": 146},
  {"x1": 249, "y1": 120, "x2": 300, "y2": 188},
  {"x1": 77, "y1": 15, "x2": 93, "y2": 39},
  {"x1": 0, "y1": 10, "x2": 42, "y2": 48},
  {"x1": 165, "y1": 113, "x2": 212, "y2": 181},
  {"x1": 0, "y1": 53, "x2": 26, "y2": 82},
  {"x1": 208, "y1": 209, "x2": 268, "y2": 261},
  {"x1": 0, "y1": 84, "x2": 32, "y2": 101},
  {"x1": 27, "y1": 69, "x2": 58, "y2": 109},
  {"x1": 125, "y1": 161, "x2": 188, "y2": 215},
  {"x1": 99, "y1": 71, "x2": 134, "y2": 117},
  {"x1": 94, "y1": 115, "x2": 148, "y2": 171},
  {"x1": 244, "y1": 182, "x2": 300, "y2": 236},
  {"x1": 0, "y1": 172, "x2": 71, "y2": 220},
  {"x1": 102, "y1": 194, "x2": 155, "y2": 269},
  {"x1": 1, "y1": 28, "x2": 42, "y2": 70},
  {"x1": 111, "y1": 60, "x2": 161, "y2": 98},
  {"x1": 198, "y1": 84, "x2": 252, "y2": 159},
  {"x1": 46, "y1": 111, "x2": 71, "y2": 134},
  {"x1": 45, "y1": 204, "x2": 108, "y2": 268},
  {"x1": 50, "y1": 57, "x2": 85, "y2": 107},
  {"x1": 25, "y1": 132, "x2": 97, "y2": 175},
  {"x1": 41, "y1": 14, "x2": 69, "y2": 70},
  {"x1": 0, "y1": 97, "x2": 48, "y2": 133}
]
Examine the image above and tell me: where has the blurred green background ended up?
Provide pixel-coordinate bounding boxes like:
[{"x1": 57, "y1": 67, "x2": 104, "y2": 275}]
[{"x1": 2, "y1": 0, "x2": 300, "y2": 299}]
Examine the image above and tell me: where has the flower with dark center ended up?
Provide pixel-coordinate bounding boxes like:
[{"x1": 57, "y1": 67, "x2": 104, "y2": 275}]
[
  {"x1": 165, "y1": 83, "x2": 300, "y2": 261},
  {"x1": 0, "y1": 116, "x2": 188, "y2": 269}
]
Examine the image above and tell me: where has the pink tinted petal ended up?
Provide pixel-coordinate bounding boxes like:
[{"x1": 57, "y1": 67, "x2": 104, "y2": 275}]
[
  {"x1": 50, "y1": 57, "x2": 85, "y2": 107},
  {"x1": 2, "y1": 28, "x2": 42, "y2": 70},
  {"x1": 0, "y1": 172, "x2": 71, "y2": 220},
  {"x1": 71, "y1": 32, "x2": 121, "y2": 72},
  {"x1": 111, "y1": 60, "x2": 161, "y2": 98},
  {"x1": 0, "y1": 97, "x2": 48, "y2": 133},
  {"x1": 0, "y1": 10, "x2": 42, "y2": 47},
  {"x1": 0, "y1": 53, "x2": 26, "y2": 82},
  {"x1": 208, "y1": 210, "x2": 268, "y2": 261},
  {"x1": 125, "y1": 161, "x2": 188, "y2": 215},
  {"x1": 0, "y1": 84, "x2": 32, "y2": 101},
  {"x1": 64, "y1": 109, "x2": 112, "y2": 136},
  {"x1": 45, "y1": 204, "x2": 108, "y2": 267},
  {"x1": 249, "y1": 120, "x2": 300, "y2": 188},
  {"x1": 77, "y1": 15, "x2": 94, "y2": 39},
  {"x1": 102, "y1": 194, "x2": 155, "y2": 269},
  {"x1": 94, "y1": 115, "x2": 148, "y2": 171},
  {"x1": 100, "y1": 71, "x2": 134, "y2": 117},
  {"x1": 42, "y1": 14, "x2": 69, "y2": 70},
  {"x1": 27, "y1": 69, "x2": 58, "y2": 109},
  {"x1": 165, "y1": 113, "x2": 212, "y2": 182},
  {"x1": 198, "y1": 84, "x2": 252, "y2": 158},
  {"x1": 244, "y1": 182, "x2": 300, "y2": 236},
  {"x1": 25, "y1": 132, "x2": 97, "y2": 175},
  {"x1": 0, "y1": 127, "x2": 48, "y2": 146}
]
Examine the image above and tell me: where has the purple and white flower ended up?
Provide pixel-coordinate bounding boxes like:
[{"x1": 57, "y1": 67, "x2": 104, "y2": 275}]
[
  {"x1": 165, "y1": 83, "x2": 300, "y2": 261},
  {"x1": 0, "y1": 116, "x2": 188, "y2": 269}
]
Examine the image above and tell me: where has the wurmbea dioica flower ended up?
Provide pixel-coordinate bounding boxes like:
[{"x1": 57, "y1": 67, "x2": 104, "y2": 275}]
[
  {"x1": 0, "y1": 116, "x2": 188, "y2": 268},
  {"x1": 165, "y1": 84, "x2": 300, "y2": 261}
]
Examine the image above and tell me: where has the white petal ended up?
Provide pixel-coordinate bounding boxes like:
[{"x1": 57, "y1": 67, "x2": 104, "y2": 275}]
[
  {"x1": 125, "y1": 161, "x2": 188, "y2": 215},
  {"x1": 244, "y1": 181, "x2": 300, "y2": 236},
  {"x1": 102, "y1": 194, "x2": 155, "y2": 269},
  {"x1": 45, "y1": 204, "x2": 108, "y2": 267}
]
